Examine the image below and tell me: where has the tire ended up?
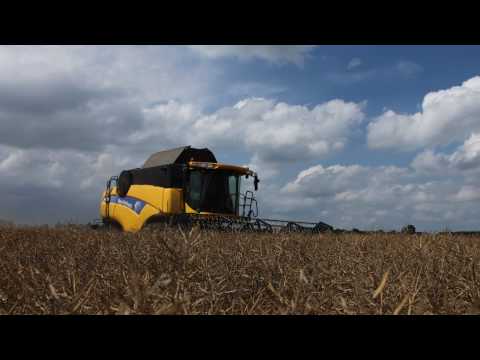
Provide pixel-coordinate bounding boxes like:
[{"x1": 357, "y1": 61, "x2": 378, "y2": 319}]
[{"x1": 117, "y1": 170, "x2": 132, "y2": 198}]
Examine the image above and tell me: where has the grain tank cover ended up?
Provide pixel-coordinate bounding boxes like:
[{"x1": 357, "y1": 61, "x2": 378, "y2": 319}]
[{"x1": 142, "y1": 146, "x2": 217, "y2": 168}]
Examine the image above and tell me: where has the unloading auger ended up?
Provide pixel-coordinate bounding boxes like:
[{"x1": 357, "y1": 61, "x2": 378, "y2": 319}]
[{"x1": 93, "y1": 146, "x2": 335, "y2": 234}]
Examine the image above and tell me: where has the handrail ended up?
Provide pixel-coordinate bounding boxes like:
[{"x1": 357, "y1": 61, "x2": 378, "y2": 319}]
[
  {"x1": 239, "y1": 191, "x2": 258, "y2": 218},
  {"x1": 104, "y1": 176, "x2": 118, "y2": 219}
]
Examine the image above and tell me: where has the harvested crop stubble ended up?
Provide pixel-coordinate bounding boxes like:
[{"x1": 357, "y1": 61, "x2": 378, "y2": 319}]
[{"x1": 0, "y1": 225, "x2": 480, "y2": 314}]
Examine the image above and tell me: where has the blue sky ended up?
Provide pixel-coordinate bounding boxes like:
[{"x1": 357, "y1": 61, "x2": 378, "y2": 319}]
[
  {"x1": 210, "y1": 45, "x2": 480, "y2": 169},
  {"x1": 1, "y1": 45, "x2": 480, "y2": 231},
  {"x1": 214, "y1": 46, "x2": 480, "y2": 113},
  {"x1": 229, "y1": 46, "x2": 476, "y2": 114}
]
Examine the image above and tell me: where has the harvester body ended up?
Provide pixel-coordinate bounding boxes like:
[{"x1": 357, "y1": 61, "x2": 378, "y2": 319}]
[
  {"x1": 99, "y1": 146, "x2": 258, "y2": 232},
  {"x1": 98, "y1": 146, "x2": 333, "y2": 233}
]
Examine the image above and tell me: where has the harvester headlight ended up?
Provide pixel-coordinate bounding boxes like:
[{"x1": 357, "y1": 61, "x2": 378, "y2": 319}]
[
  {"x1": 197, "y1": 162, "x2": 208, "y2": 168},
  {"x1": 190, "y1": 161, "x2": 217, "y2": 169}
]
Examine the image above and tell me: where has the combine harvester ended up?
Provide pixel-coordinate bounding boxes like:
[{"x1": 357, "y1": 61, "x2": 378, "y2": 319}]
[{"x1": 93, "y1": 146, "x2": 336, "y2": 233}]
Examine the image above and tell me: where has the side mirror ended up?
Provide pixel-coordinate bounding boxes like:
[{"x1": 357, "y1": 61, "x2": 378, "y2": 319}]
[{"x1": 254, "y1": 176, "x2": 259, "y2": 191}]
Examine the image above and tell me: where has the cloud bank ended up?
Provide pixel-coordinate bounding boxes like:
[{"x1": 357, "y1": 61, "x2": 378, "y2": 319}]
[
  {"x1": 1, "y1": 45, "x2": 480, "y2": 231},
  {"x1": 188, "y1": 45, "x2": 317, "y2": 66},
  {"x1": 368, "y1": 76, "x2": 480, "y2": 150}
]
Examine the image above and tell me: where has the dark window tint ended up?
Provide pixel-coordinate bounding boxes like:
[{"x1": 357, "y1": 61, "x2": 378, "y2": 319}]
[
  {"x1": 188, "y1": 171, "x2": 203, "y2": 210},
  {"x1": 186, "y1": 170, "x2": 239, "y2": 215}
]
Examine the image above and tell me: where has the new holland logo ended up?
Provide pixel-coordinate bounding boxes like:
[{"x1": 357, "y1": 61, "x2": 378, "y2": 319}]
[
  {"x1": 117, "y1": 198, "x2": 133, "y2": 209},
  {"x1": 110, "y1": 196, "x2": 146, "y2": 214}
]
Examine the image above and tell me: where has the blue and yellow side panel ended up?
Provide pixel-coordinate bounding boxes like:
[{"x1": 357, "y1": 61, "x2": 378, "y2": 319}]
[
  {"x1": 100, "y1": 183, "x2": 237, "y2": 232},
  {"x1": 100, "y1": 185, "x2": 184, "y2": 232}
]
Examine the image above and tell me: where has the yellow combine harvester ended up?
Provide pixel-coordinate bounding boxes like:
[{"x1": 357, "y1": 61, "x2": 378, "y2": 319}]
[{"x1": 96, "y1": 146, "x2": 334, "y2": 233}]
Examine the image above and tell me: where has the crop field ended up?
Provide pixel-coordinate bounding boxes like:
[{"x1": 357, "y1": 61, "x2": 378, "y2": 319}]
[{"x1": 1, "y1": 224, "x2": 480, "y2": 315}]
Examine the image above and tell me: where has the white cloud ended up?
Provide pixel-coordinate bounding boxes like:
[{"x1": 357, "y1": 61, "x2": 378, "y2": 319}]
[
  {"x1": 448, "y1": 132, "x2": 480, "y2": 170},
  {"x1": 245, "y1": 154, "x2": 280, "y2": 180},
  {"x1": 0, "y1": 143, "x2": 139, "y2": 224},
  {"x1": 454, "y1": 185, "x2": 480, "y2": 202},
  {"x1": 410, "y1": 149, "x2": 448, "y2": 174},
  {"x1": 347, "y1": 57, "x2": 362, "y2": 70},
  {"x1": 128, "y1": 98, "x2": 366, "y2": 173},
  {"x1": 282, "y1": 164, "x2": 369, "y2": 197},
  {"x1": 396, "y1": 60, "x2": 423, "y2": 77},
  {"x1": 188, "y1": 45, "x2": 317, "y2": 66},
  {"x1": 0, "y1": 45, "x2": 219, "y2": 108},
  {"x1": 0, "y1": 94, "x2": 365, "y2": 224},
  {"x1": 0, "y1": 45, "x2": 362, "y2": 225},
  {"x1": 368, "y1": 76, "x2": 480, "y2": 150},
  {"x1": 412, "y1": 132, "x2": 480, "y2": 174},
  {"x1": 128, "y1": 100, "x2": 202, "y2": 149},
  {"x1": 5, "y1": 45, "x2": 476, "y2": 232},
  {"x1": 267, "y1": 162, "x2": 477, "y2": 231},
  {"x1": 0, "y1": 45, "x2": 229, "y2": 154},
  {"x1": 0, "y1": 45, "x2": 369, "y2": 226},
  {"x1": 328, "y1": 60, "x2": 423, "y2": 85},
  {"x1": 226, "y1": 82, "x2": 287, "y2": 98},
  {"x1": 0, "y1": 145, "x2": 132, "y2": 191},
  {"x1": 242, "y1": 99, "x2": 365, "y2": 159}
]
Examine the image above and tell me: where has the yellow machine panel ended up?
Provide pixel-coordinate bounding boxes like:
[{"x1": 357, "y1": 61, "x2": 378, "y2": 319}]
[
  {"x1": 126, "y1": 185, "x2": 184, "y2": 212},
  {"x1": 110, "y1": 202, "x2": 157, "y2": 232},
  {"x1": 98, "y1": 146, "x2": 261, "y2": 233},
  {"x1": 100, "y1": 184, "x2": 185, "y2": 232}
]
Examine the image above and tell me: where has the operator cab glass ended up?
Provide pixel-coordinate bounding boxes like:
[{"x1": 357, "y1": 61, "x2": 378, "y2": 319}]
[{"x1": 185, "y1": 170, "x2": 240, "y2": 215}]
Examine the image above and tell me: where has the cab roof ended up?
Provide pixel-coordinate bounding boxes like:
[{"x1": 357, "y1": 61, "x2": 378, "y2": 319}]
[{"x1": 142, "y1": 146, "x2": 217, "y2": 168}]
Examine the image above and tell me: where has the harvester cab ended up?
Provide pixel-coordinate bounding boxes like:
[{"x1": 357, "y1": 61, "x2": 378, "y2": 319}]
[
  {"x1": 183, "y1": 160, "x2": 259, "y2": 218},
  {"x1": 99, "y1": 146, "x2": 260, "y2": 232}
]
